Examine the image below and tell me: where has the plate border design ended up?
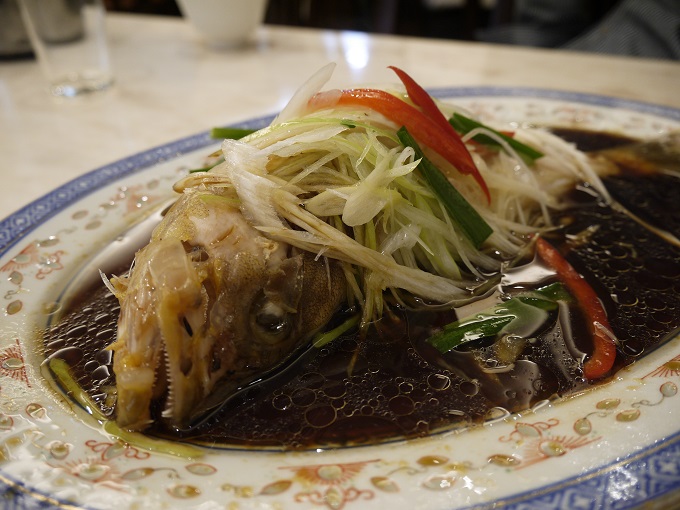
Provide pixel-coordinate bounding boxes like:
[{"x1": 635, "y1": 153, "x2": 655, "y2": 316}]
[{"x1": 474, "y1": 428, "x2": 680, "y2": 510}]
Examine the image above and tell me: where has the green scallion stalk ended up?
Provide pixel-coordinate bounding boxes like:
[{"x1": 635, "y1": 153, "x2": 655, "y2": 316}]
[
  {"x1": 49, "y1": 358, "x2": 107, "y2": 422},
  {"x1": 428, "y1": 282, "x2": 571, "y2": 353},
  {"x1": 210, "y1": 127, "x2": 256, "y2": 140},
  {"x1": 397, "y1": 126, "x2": 493, "y2": 248},
  {"x1": 449, "y1": 113, "x2": 543, "y2": 163},
  {"x1": 313, "y1": 314, "x2": 360, "y2": 348},
  {"x1": 103, "y1": 421, "x2": 204, "y2": 458}
]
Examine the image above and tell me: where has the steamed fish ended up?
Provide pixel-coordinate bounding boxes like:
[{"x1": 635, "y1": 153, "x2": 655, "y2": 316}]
[
  {"x1": 108, "y1": 191, "x2": 344, "y2": 430},
  {"x1": 106, "y1": 65, "x2": 623, "y2": 431}
]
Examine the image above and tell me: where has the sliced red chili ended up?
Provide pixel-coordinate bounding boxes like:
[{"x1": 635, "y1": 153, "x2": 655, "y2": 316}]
[
  {"x1": 536, "y1": 237, "x2": 617, "y2": 379},
  {"x1": 388, "y1": 66, "x2": 490, "y2": 203},
  {"x1": 309, "y1": 87, "x2": 489, "y2": 202},
  {"x1": 388, "y1": 66, "x2": 459, "y2": 137}
]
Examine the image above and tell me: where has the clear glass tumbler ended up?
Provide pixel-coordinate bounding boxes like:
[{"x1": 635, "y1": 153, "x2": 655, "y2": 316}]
[{"x1": 18, "y1": 0, "x2": 114, "y2": 97}]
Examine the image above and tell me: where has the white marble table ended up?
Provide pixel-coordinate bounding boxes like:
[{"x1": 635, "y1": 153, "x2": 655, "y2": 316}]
[{"x1": 0, "y1": 12, "x2": 678, "y2": 221}]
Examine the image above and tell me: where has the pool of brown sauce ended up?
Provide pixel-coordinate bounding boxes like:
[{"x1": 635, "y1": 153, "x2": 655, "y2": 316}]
[{"x1": 42, "y1": 130, "x2": 680, "y2": 450}]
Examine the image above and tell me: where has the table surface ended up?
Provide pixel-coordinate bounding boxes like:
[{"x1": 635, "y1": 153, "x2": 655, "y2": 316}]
[{"x1": 0, "y1": 12, "x2": 678, "y2": 221}]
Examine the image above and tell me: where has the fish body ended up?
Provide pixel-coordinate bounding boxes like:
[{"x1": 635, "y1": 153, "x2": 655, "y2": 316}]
[{"x1": 109, "y1": 190, "x2": 344, "y2": 431}]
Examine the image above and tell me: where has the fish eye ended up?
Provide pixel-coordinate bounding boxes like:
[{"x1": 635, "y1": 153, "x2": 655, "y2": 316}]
[{"x1": 251, "y1": 299, "x2": 292, "y2": 344}]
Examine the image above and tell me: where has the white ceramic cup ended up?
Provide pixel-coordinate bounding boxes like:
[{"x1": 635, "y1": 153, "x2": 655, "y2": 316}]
[{"x1": 176, "y1": 0, "x2": 268, "y2": 49}]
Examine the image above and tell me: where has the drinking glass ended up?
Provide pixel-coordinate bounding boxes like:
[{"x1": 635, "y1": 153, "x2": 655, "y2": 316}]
[{"x1": 18, "y1": 0, "x2": 114, "y2": 97}]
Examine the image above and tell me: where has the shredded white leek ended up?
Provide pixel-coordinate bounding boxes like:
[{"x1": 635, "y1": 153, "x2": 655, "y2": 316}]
[{"x1": 177, "y1": 79, "x2": 608, "y2": 327}]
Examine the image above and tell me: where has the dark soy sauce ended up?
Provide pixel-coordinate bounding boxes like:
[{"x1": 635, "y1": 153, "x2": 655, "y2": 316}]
[{"x1": 42, "y1": 130, "x2": 680, "y2": 450}]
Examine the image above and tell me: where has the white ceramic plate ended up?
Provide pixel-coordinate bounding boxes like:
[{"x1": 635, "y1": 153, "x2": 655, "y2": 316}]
[{"x1": 1, "y1": 88, "x2": 679, "y2": 510}]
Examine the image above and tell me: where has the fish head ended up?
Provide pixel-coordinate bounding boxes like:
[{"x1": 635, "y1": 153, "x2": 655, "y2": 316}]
[{"x1": 109, "y1": 192, "x2": 344, "y2": 431}]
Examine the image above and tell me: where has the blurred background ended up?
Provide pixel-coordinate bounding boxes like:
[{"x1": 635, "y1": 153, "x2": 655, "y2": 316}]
[
  {"x1": 103, "y1": 0, "x2": 502, "y2": 40},
  {"x1": 101, "y1": 0, "x2": 618, "y2": 41},
  {"x1": 102, "y1": 0, "x2": 679, "y2": 59},
  {"x1": 2, "y1": 0, "x2": 678, "y2": 60}
]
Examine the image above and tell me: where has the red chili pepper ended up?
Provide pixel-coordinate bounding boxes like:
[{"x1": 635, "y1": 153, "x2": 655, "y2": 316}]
[
  {"x1": 387, "y1": 66, "x2": 490, "y2": 203},
  {"x1": 536, "y1": 238, "x2": 617, "y2": 380},
  {"x1": 309, "y1": 86, "x2": 490, "y2": 203},
  {"x1": 388, "y1": 66, "x2": 459, "y2": 136}
]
